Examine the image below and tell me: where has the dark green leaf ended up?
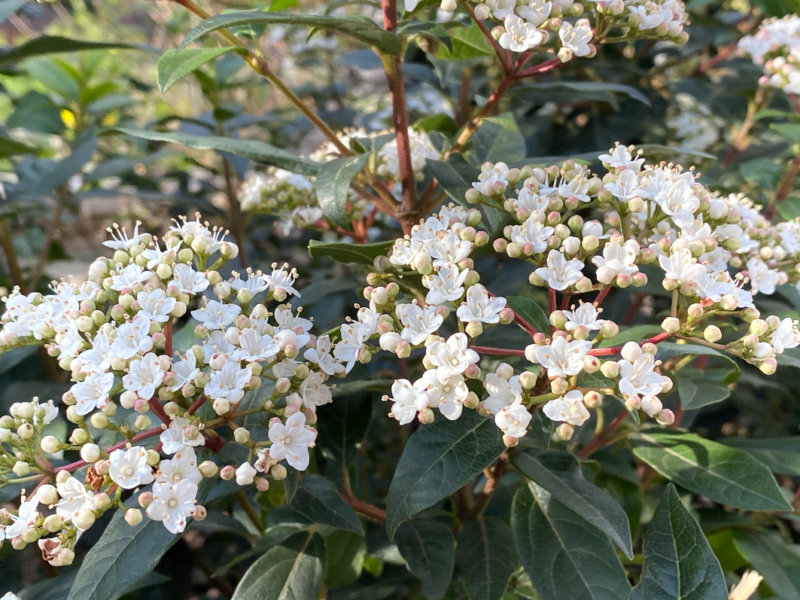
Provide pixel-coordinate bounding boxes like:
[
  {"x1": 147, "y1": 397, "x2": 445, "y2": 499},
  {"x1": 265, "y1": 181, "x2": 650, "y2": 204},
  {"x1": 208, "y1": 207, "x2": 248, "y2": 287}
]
[
  {"x1": 632, "y1": 431, "x2": 791, "y2": 511},
  {"x1": 426, "y1": 156, "x2": 472, "y2": 206},
  {"x1": 512, "y1": 483, "x2": 630, "y2": 600},
  {"x1": 7, "y1": 91, "x2": 65, "y2": 134},
  {"x1": 178, "y1": 11, "x2": 401, "y2": 55},
  {"x1": 520, "y1": 80, "x2": 650, "y2": 107},
  {"x1": 386, "y1": 410, "x2": 505, "y2": 537},
  {"x1": 638, "y1": 484, "x2": 727, "y2": 600},
  {"x1": 0, "y1": 133, "x2": 37, "y2": 158},
  {"x1": 723, "y1": 437, "x2": 800, "y2": 477},
  {"x1": 113, "y1": 127, "x2": 317, "y2": 175},
  {"x1": 316, "y1": 154, "x2": 367, "y2": 229},
  {"x1": 157, "y1": 46, "x2": 242, "y2": 93},
  {"x1": 307, "y1": 239, "x2": 394, "y2": 265},
  {"x1": 637, "y1": 144, "x2": 716, "y2": 160},
  {"x1": 436, "y1": 24, "x2": 494, "y2": 60},
  {"x1": 506, "y1": 296, "x2": 550, "y2": 335},
  {"x1": 324, "y1": 530, "x2": 367, "y2": 588},
  {"x1": 290, "y1": 474, "x2": 363, "y2": 533},
  {"x1": 315, "y1": 389, "x2": 373, "y2": 469},
  {"x1": 674, "y1": 368, "x2": 733, "y2": 410},
  {"x1": 0, "y1": 36, "x2": 144, "y2": 65},
  {"x1": 512, "y1": 451, "x2": 633, "y2": 558},
  {"x1": 456, "y1": 517, "x2": 516, "y2": 600},
  {"x1": 469, "y1": 114, "x2": 526, "y2": 164},
  {"x1": 396, "y1": 518, "x2": 455, "y2": 600},
  {"x1": 232, "y1": 531, "x2": 324, "y2": 600},
  {"x1": 733, "y1": 529, "x2": 800, "y2": 600},
  {"x1": 770, "y1": 122, "x2": 800, "y2": 143}
]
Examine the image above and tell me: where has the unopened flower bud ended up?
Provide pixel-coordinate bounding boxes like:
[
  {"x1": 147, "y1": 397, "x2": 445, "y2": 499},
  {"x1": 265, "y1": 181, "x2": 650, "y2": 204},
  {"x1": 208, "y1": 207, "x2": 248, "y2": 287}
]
[
  {"x1": 417, "y1": 407, "x2": 435, "y2": 424},
  {"x1": 12, "y1": 461, "x2": 30, "y2": 477},
  {"x1": 600, "y1": 361, "x2": 620, "y2": 379},
  {"x1": 270, "y1": 464, "x2": 288, "y2": 480},
  {"x1": 74, "y1": 510, "x2": 96, "y2": 530},
  {"x1": 554, "y1": 423, "x2": 574, "y2": 441},
  {"x1": 43, "y1": 514, "x2": 63, "y2": 532},
  {"x1": 550, "y1": 377, "x2": 569, "y2": 395},
  {"x1": 40, "y1": 435, "x2": 62, "y2": 454},
  {"x1": 81, "y1": 443, "x2": 100, "y2": 463},
  {"x1": 703, "y1": 325, "x2": 722, "y2": 343}
]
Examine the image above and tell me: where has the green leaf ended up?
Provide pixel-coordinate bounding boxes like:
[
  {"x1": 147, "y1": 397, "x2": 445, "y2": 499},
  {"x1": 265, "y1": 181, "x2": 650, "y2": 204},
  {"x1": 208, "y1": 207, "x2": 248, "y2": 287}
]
[
  {"x1": 307, "y1": 239, "x2": 394, "y2": 265},
  {"x1": 232, "y1": 531, "x2": 324, "y2": 600},
  {"x1": 512, "y1": 451, "x2": 633, "y2": 558},
  {"x1": 637, "y1": 144, "x2": 716, "y2": 161},
  {"x1": 723, "y1": 437, "x2": 800, "y2": 476},
  {"x1": 386, "y1": 410, "x2": 505, "y2": 537},
  {"x1": 770, "y1": 122, "x2": 800, "y2": 143},
  {"x1": 468, "y1": 114, "x2": 526, "y2": 164},
  {"x1": 112, "y1": 127, "x2": 317, "y2": 175},
  {"x1": 315, "y1": 154, "x2": 367, "y2": 229},
  {"x1": 436, "y1": 24, "x2": 494, "y2": 60},
  {"x1": 66, "y1": 504, "x2": 180, "y2": 600},
  {"x1": 520, "y1": 80, "x2": 650, "y2": 107},
  {"x1": 632, "y1": 431, "x2": 791, "y2": 511},
  {"x1": 426, "y1": 156, "x2": 472, "y2": 206},
  {"x1": 7, "y1": 91, "x2": 65, "y2": 134},
  {"x1": 157, "y1": 46, "x2": 241, "y2": 93},
  {"x1": 674, "y1": 368, "x2": 733, "y2": 410},
  {"x1": 777, "y1": 195, "x2": 800, "y2": 221},
  {"x1": 324, "y1": 530, "x2": 367, "y2": 588},
  {"x1": 733, "y1": 529, "x2": 800, "y2": 600},
  {"x1": 396, "y1": 518, "x2": 456, "y2": 600},
  {"x1": 506, "y1": 296, "x2": 550, "y2": 335},
  {"x1": 290, "y1": 474, "x2": 363, "y2": 533},
  {"x1": 0, "y1": 36, "x2": 144, "y2": 65},
  {"x1": 0, "y1": 133, "x2": 36, "y2": 158},
  {"x1": 637, "y1": 484, "x2": 727, "y2": 600},
  {"x1": 178, "y1": 11, "x2": 401, "y2": 55},
  {"x1": 456, "y1": 517, "x2": 516, "y2": 600},
  {"x1": 315, "y1": 389, "x2": 373, "y2": 469},
  {"x1": 511, "y1": 483, "x2": 631, "y2": 600}
]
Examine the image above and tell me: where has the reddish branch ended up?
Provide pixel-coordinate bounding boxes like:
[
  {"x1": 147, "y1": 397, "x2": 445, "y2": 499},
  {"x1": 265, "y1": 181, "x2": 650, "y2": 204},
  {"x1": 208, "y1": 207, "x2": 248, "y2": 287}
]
[
  {"x1": 588, "y1": 331, "x2": 672, "y2": 356},
  {"x1": 53, "y1": 426, "x2": 164, "y2": 474},
  {"x1": 577, "y1": 410, "x2": 628, "y2": 459},
  {"x1": 471, "y1": 345, "x2": 527, "y2": 357}
]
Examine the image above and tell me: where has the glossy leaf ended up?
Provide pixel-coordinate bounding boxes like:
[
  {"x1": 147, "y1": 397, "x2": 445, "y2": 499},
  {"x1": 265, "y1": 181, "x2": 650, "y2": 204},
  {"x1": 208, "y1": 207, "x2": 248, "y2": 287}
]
[
  {"x1": 232, "y1": 531, "x2": 324, "y2": 600},
  {"x1": 512, "y1": 451, "x2": 633, "y2": 558},
  {"x1": 307, "y1": 239, "x2": 394, "y2": 265},
  {"x1": 426, "y1": 155, "x2": 472, "y2": 207},
  {"x1": 315, "y1": 389, "x2": 373, "y2": 469},
  {"x1": 114, "y1": 127, "x2": 318, "y2": 175},
  {"x1": 637, "y1": 484, "x2": 727, "y2": 600},
  {"x1": 674, "y1": 368, "x2": 733, "y2": 410},
  {"x1": 468, "y1": 114, "x2": 526, "y2": 164},
  {"x1": 386, "y1": 410, "x2": 505, "y2": 536},
  {"x1": 632, "y1": 431, "x2": 791, "y2": 511},
  {"x1": 396, "y1": 518, "x2": 455, "y2": 600},
  {"x1": 506, "y1": 296, "x2": 550, "y2": 336},
  {"x1": 290, "y1": 474, "x2": 363, "y2": 533},
  {"x1": 157, "y1": 46, "x2": 241, "y2": 93},
  {"x1": 512, "y1": 483, "x2": 630, "y2": 600},
  {"x1": 324, "y1": 530, "x2": 367, "y2": 588},
  {"x1": 456, "y1": 517, "x2": 516, "y2": 600},
  {"x1": 0, "y1": 36, "x2": 144, "y2": 65},
  {"x1": 733, "y1": 529, "x2": 800, "y2": 600},
  {"x1": 316, "y1": 154, "x2": 368, "y2": 229},
  {"x1": 723, "y1": 437, "x2": 800, "y2": 476},
  {"x1": 178, "y1": 11, "x2": 401, "y2": 55}
]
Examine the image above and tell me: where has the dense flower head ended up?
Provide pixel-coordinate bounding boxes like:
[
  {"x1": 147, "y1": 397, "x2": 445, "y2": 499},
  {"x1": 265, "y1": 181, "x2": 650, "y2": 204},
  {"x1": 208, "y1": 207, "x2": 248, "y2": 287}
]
[{"x1": 739, "y1": 15, "x2": 800, "y2": 95}]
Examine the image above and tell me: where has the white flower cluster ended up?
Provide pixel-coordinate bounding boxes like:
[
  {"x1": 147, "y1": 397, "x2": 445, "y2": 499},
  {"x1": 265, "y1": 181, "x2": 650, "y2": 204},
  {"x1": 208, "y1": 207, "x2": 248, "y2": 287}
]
[
  {"x1": 356, "y1": 145, "x2": 800, "y2": 444},
  {"x1": 240, "y1": 168, "x2": 321, "y2": 235},
  {"x1": 739, "y1": 15, "x2": 800, "y2": 95},
  {"x1": 666, "y1": 93, "x2": 723, "y2": 153},
  {"x1": 0, "y1": 215, "x2": 375, "y2": 565}
]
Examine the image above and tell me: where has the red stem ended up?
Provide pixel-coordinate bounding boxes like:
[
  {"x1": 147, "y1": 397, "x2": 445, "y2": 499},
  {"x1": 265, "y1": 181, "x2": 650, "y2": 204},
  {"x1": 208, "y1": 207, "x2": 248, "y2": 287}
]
[
  {"x1": 187, "y1": 395, "x2": 207, "y2": 415},
  {"x1": 471, "y1": 345, "x2": 526, "y2": 357},
  {"x1": 515, "y1": 57, "x2": 563, "y2": 79},
  {"x1": 594, "y1": 286, "x2": 612, "y2": 306},
  {"x1": 53, "y1": 426, "x2": 163, "y2": 473},
  {"x1": 588, "y1": 331, "x2": 672, "y2": 356}
]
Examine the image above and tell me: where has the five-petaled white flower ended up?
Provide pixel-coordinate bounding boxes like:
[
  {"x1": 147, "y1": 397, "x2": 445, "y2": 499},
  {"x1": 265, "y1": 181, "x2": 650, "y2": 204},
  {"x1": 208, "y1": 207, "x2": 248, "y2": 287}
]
[
  {"x1": 543, "y1": 390, "x2": 591, "y2": 426},
  {"x1": 527, "y1": 337, "x2": 591, "y2": 378},
  {"x1": 535, "y1": 250, "x2": 584, "y2": 291},
  {"x1": 109, "y1": 446, "x2": 155, "y2": 489},
  {"x1": 160, "y1": 416, "x2": 205, "y2": 455},
  {"x1": 457, "y1": 284, "x2": 507, "y2": 324},
  {"x1": 146, "y1": 480, "x2": 198, "y2": 534},
  {"x1": 123, "y1": 352, "x2": 165, "y2": 399},
  {"x1": 268, "y1": 412, "x2": 317, "y2": 471}
]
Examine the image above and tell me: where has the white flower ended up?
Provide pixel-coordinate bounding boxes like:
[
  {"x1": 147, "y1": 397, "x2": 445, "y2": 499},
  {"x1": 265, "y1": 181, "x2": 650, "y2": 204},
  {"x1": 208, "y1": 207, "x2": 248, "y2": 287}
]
[
  {"x1": 483, "y1": 372, "x2": 522, "y2": 414},
  {"x1": 517, "y1": 0, "x2": 551, "y2": 26},
  {"x1": 527, "y1": 337, "x2": 591, "y2": 378},
  {"x1": 160, "y1": 416, "x2": 205, "y2": 454},
  {"x1": 386, "y1": 378, "x2": 429, "y2": 424},
  {"x1": 168, "y1": 351, "x2": 200, "y2": 392},
  {"x1": 146, "y1": 480, "x2": 198, "y2": 534},
  {"x1": 136, "y1": 289, "x2": 176, "y2": 323},
  {"x1": 543, "y1": 390, "x2": 590, "y2": 426},
  {"x1": 111, "y1": 314, "x2": 153, "y2": 359},
  {"x1": 109, "y1": 446, "x2": 155, "y2": 489},
  {"x1": 269, "y1": 412, "x2": 317, "y2": 471},
  {"x1": 604, "y1": 169, "x2": 644, "y2": 201},
  {"x1": 4, "y1": 494, "x2": 40, "y2": 539},
  {"x1": 472, "y1": 162, "x2": 509, "y2": 196},
  {"x1": 598, "y1": 145, "x2": 644, "y2": 171},
  {"x1": 191, "y1": 300, "x2": 241, "y2": 330},
  {"x1": 558, "y1": 19, "x2": 593, "y2": 57},
  {"x1": 171, "y1": 264, "x2": 209, "y2": 294},
  {"x1": 770, "y1": 318, "x2": 800, "y2": 353},
  {"x1": 509, "y1": 216, "x2": 554, "y2": 253},
  {"x1": 457, "y1": 284, "x2": 507, "y2": 324},
  {"x1": 33, "y1": 399, "x2": 59, "y2": 425},
  {"x1": 110, "y1": 264, "x2": 153, "y2": 291},
  {"x1": 236, "y1": 462, "x2": 257, "y2": 486},
  {"x1": 422, "y1": 369, "x2": 468, "y2": 420},
  {"x1": 156, "y1": 447, "x2": 202, "y2": 485},
  {"x1": 72, "y1": 371, "x2": 115, "y2": 416},
  {"x1": 205, "y1": 361, "x2": 252, "y2": 405},
  {"x1": 535, "y1": 250, "x2": 585, "y2": 291},
  {"x1": 236, "y1": 328, "x2": 280, "y2": 362},
  {"x1": 485, "y1": 0, "x2": 516, "y2": 18},
  {"x1": 304, "y1": 335, "x2": 344, "y2": 375},
  {"x1": 142, "y1": 236, "x2": 182, "y2": 269},
  {"x1": 617, "y1": 342, "x2": 669, "y2": 403},
  {"x1": 499, "y1": 15, "x2": 545, "y2": 52},
  {"x1": 747, "y1": 257, "x2": 781, "y2": 295},
  {"x1": 427, "y1": 332, "x2": 479, "y2": 378},
  {"x1": 231, "y1": 269, "x2": 269, "y2": 294},
  {"x1": 123, "y1": 352, "x2": 166, "y2": 399},
  {"x1": 423, "y1": 262, "x2": 469, "y2": 305},
  {"x1": 263, "y1": 265, "x2": 299, "y2": 297},
  {"x1": 298, "y1": 371, "x2": 333, "y2": 410},
  {"x1": 563, "y1": 302, "x2": 605, "y2": 331},
  {"x1": 55, "y1": 477, "x2": 94, "y2": 525},
  {"x1": 495, "y1": 403, "x2": 532, "y2": 438},
  {"x1": 592, "y1": 238, "x2": 639, "y2": 284},
  {"x1": 396, "y1": 303, "x2": 444, "y2": 345},
  {"x1": 658, "y1": 246, "x2": 704, "y2": 284},
  {"x1": 104, "y1": 222, "x2": 146, "y2": 250}
]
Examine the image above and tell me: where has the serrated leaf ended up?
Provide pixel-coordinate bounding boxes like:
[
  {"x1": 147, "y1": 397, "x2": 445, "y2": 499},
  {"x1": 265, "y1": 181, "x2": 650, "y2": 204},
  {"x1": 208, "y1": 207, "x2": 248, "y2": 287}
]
[
  {"x1": 386, "y1": 410, "x2": 505, "y2": 537},
  {"x1": 232, "y1": 531, "x2": 324, "y2": 600},
  {"x1": 157, "y1": 46, "x2": 241, "y2": 93},
  {"x1": 512, "y1": 451, "x2": 633, "y2": 558},
  {"x1": 396, "y1": 518, "x2": 455, "y2": 600},
  {"x1": 723, "y1": 437, "x2": 800, "y2": 477},
  {"x1": 113, "y1": 127, "x2": 317, "y2": 175},
  {"x1": 316, "y1": 154, "x2": 367, "y2": 229},
  {"x1": 506, "y1": 296, "x2": 550, "y2": 335},
  {"x1": 733, "y1": 529, "x2": 800, "y2": 600},
  {"x1": 456, "y1": 517, "x2": 516, "y2": 600},
  {"x1": 632, "y1": 431, "x2": 791, "y2": 511},
  {"x1": 307, "y1": 239, "x2": 394, "y2": 265},
  {"x1": 178, "y1": 11, "x2": 401, "y2": 55},
  {"x1": 512, "y1": 483, "x2": 630, "y2": 600},
  {"x1": 638, "y1": 484, "x2": 727, "y2": 600},
  {"x1": 0, "y1": 36, "x2": 145, "y2": 65},
  {"x1": 290, "y1": 474, "x2": 363, "y2": 533}
]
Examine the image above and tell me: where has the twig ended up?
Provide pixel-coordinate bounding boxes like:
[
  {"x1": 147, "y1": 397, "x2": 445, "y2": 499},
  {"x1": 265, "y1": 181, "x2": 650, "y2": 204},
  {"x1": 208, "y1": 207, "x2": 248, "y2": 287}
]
[{"x1": 577, "y1": 410, "x2": 628, "y2": 459}]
